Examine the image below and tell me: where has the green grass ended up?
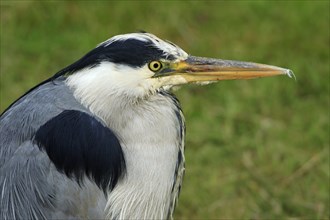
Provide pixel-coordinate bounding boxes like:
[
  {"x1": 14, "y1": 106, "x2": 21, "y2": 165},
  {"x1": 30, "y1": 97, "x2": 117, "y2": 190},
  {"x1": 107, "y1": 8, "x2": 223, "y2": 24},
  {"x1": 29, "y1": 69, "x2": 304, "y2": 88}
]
[{"x1": 1, "y1": 1, "x2": 329, "y2": 219}]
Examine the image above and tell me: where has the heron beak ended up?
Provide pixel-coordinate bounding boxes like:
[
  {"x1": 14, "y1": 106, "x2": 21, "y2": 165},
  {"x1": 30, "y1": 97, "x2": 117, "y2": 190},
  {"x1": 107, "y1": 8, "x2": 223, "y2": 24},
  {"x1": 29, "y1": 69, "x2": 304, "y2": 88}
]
[{"x1": 162, "y1": 55, "x2": 294, "y2": 84}]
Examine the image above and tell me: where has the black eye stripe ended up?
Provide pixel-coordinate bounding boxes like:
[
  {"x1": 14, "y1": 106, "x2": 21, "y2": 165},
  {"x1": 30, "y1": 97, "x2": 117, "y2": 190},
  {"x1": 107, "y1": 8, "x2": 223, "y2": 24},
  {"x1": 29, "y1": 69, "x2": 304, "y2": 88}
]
[{"x1": 54, "y1": 39, "x2": 176, "y2": 77}]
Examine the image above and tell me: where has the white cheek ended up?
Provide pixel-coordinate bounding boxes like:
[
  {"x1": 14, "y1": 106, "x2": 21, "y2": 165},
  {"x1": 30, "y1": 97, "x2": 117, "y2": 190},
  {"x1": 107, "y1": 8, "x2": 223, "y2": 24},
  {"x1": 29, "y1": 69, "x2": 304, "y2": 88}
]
[{"x1": 66, "y1": 62, "x2": 156, "y2": 99}]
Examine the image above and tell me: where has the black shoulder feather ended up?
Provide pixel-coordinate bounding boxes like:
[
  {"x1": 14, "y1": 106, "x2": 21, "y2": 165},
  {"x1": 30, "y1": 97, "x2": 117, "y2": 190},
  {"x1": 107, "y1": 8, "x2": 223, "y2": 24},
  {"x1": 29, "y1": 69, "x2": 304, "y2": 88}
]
[{"x1": 34, "y1": 110, "x2": 125, "y2": 192}]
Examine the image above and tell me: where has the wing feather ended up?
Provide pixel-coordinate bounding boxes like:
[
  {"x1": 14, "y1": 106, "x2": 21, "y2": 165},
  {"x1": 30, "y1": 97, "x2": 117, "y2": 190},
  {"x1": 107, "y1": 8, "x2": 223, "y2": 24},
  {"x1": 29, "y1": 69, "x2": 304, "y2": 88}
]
[{"x1": 1, "y1": 80, "x2": 125, "y2": 219}]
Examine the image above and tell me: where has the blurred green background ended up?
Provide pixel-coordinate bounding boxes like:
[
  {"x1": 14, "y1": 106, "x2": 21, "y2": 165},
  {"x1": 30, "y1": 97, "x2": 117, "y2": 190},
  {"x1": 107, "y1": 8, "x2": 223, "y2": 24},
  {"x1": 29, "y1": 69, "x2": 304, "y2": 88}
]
[{"x1": 1, "y1": 1, "x2": 329, "y2": 219}]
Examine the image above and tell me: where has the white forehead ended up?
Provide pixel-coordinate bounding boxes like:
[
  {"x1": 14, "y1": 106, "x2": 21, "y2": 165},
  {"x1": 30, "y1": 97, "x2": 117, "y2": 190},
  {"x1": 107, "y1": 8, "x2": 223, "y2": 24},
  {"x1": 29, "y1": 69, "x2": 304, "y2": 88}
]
[{"x1": 98, "y1": 33, "x2": 188, "y2": 60}]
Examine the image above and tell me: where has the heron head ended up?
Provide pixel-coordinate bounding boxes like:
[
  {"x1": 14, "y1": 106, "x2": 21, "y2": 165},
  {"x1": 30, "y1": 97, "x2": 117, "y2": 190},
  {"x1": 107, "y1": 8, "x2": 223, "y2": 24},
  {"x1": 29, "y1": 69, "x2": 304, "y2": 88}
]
[{"x1": 61, "y1": 32, "x2": 293, "y2": 101}]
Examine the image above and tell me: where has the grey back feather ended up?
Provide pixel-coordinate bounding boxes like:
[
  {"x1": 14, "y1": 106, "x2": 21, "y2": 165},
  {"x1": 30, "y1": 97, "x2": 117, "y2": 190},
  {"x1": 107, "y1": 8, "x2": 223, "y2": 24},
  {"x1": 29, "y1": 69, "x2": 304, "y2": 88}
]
[{"x1": 0, "y1": 78, "x2": 99, "y2": 219}]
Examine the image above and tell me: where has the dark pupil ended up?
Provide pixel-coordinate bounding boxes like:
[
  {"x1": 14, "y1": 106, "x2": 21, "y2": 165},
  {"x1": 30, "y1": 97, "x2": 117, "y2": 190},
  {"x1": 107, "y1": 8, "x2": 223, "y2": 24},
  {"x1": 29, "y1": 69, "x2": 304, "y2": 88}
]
[{"x1": 153, "y1": 63, "x2": 159, "y2": 69}]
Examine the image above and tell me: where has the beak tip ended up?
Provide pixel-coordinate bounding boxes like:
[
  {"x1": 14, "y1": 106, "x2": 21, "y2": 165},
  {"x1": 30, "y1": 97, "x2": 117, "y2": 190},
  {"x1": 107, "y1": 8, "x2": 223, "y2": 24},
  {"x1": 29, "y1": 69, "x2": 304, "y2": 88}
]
[{"x1": 284, "y1": 69, "x2": 296, "y2": 80}]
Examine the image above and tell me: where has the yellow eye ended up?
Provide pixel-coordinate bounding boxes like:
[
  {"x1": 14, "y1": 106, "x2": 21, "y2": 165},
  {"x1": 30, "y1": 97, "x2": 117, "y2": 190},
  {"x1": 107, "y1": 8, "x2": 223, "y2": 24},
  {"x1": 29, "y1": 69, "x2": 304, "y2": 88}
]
[{"x1": 148, "y1": 61, "x2": 163, "y2": 72}]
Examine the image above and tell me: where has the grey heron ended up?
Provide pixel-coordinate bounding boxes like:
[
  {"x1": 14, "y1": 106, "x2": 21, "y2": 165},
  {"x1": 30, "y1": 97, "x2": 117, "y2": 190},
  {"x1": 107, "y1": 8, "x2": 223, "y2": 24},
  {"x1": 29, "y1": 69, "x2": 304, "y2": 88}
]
[{"x1": 0, "y1": 32, "x2": 293, "y2": 219}]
